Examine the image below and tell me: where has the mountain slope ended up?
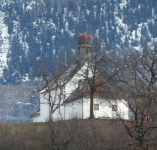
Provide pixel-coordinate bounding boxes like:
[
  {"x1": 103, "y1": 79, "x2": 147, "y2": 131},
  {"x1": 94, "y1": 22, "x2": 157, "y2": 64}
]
[{"x1": 0, "y1": 0, "x2": 156, "y2": 84}]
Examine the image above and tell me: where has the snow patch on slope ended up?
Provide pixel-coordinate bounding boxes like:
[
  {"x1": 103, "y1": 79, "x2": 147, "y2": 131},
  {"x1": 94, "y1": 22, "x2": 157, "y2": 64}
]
[{"x1": 0, "y1": 11, "x2": 10, "y2": 77}]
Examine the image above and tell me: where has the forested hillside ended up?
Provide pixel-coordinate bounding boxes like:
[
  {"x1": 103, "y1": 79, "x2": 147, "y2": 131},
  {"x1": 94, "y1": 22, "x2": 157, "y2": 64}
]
[{"x1": 0, "y1": 0, "x2": 156, "y2": 84}]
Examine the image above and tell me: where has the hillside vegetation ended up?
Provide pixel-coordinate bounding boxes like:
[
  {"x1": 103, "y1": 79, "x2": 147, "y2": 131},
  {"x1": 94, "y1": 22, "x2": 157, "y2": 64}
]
[{"x1": 0, "y1": 119, "x2": 141, "y2": 150}]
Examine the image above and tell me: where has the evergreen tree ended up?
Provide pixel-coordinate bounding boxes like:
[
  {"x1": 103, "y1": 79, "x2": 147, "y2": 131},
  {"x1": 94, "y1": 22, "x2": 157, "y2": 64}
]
[
  {"x1": 45, "y1": 0, "x2": 52, "y2": 20},
  {"x1": 8, "y1": 19, "x2": 13, "y2": 34}
]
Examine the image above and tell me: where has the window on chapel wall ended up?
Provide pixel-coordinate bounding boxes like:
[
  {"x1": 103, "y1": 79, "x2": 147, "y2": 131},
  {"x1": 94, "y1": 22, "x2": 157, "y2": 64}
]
[
  {"x1": 112, "y1": 105, "x2": 117, "y2": 111},
  {"x1": 94, "y1": 104, "x2": 99, "y2": 110}
]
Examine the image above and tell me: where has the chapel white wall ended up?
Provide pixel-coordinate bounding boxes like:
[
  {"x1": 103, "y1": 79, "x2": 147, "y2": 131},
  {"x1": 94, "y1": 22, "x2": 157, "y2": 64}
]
[
  {"x1": 117, "y1": 99, "x2": 129, "y2": 119},
  {"x1": 40, "y1": 93, "x2": 50, "y2": 122},
  {"x1": 83, "y1": 97, "x2": 129, "y2": 120},
  {"x1": 39, "y1": 63, "x2": 92, "y2": 122},
  {"x1": 64, "y1": 99, "x2": 83, "y2": 120},
  {"x1": 40, "y1": 87, "x2": 66, "y2": 122},
  {"x1": 32, "y1": 115, "x2": 41, "y2": 123},
  {"x1": 39, "y1": 62, "x2": 129, "y2": 122}
]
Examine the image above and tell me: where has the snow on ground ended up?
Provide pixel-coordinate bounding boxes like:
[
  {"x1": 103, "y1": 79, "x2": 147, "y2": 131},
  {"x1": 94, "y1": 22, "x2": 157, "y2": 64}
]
[
  {"x1": 0, "y1": 11, "x2": 10, "y2": 77},
  {"x1": 119, "y1": 0, "x2": 127, "y2": 9},
  {"x1": 22, "y1": 73, "x2": 30, "y2": 82},
  {"x1": 93, "y1": 5, "x2": 97, "y2": 18},
  {"x1": 25, "y1": 0, "x2": 36, "y2": 11},
  {"x1": 17, "y1": 102, "x2": 31, "y2": 105},
  {"x1": 86, "y1": 9, "x2": 90, "y2": 15},
  {"x1": 114, "y1": 0, "x2": 157, "y2": 50}
]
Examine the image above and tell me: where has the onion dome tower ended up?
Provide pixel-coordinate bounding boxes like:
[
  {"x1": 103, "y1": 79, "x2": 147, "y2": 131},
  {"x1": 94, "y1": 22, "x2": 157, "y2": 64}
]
[{"x1": 77, "y1": 15, "x2": 93, "y2": 61}]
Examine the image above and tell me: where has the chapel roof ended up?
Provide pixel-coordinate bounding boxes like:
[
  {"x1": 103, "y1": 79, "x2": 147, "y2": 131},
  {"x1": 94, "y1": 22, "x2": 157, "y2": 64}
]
[
  {"x1": 39, "y1": 63, "x2": 85, "y2": 93},
  {"x1": 79, "y1": 32, "x2": 93, "y2": 41},
  {"x1": 30, "y1": 109, "x2": 40, "y2": 118},
  {"x1": 65, "y1": 78, "x2": 125, "y2": 103},
  {"x1": 77, "y1": 31, "x2": 93, "y2": 46},
  {"x1": 39, "y1": 67, "x2": 68, "y2": 93}
]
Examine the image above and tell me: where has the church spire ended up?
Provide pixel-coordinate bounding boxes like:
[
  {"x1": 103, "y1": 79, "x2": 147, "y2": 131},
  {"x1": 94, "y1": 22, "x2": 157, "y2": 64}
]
[
  {"x1": 84, "y1": 13, "x2": 86, "y2": 32},
  {"x1": 77, "y1": 13, "x2": 92, "y2": 46},
  {"x1": 77, "y1": 14, "x2": 92, "y2": 61}
]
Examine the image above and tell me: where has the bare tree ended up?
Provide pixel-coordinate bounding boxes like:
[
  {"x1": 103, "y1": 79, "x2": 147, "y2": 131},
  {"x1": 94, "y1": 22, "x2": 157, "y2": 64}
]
[
  {"x1": 115, "y1": 45, "x2": 157, "y2": 149},
  {"x1": 31, "y1": 60, "x2": 73, "y2": 149},
  {"x1": 31, "y1": 60, "x2": 67, "y2": 122},
  {"x1": 69, "y1": 37, "x2": 119, "y2": 119}
]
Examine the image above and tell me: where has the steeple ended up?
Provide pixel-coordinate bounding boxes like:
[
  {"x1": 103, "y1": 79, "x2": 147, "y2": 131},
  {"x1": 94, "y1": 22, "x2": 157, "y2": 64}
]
[
  {"x1": 84, "y1": 13, "x2": 86, "y2": 32},
  {"x1": 77, "y1": 14, "x2": 93, "y2": 61}
]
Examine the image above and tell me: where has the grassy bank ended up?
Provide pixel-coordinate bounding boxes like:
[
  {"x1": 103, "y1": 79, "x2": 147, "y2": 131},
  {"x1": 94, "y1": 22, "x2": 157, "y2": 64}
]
[{"x1": 0, "y1": 119, "x2": 156, "y2": 150}]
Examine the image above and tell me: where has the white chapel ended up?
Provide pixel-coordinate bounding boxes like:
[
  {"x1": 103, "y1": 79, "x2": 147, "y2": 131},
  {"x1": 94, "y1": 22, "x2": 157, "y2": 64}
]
[{"x1": 30, "y1": 29, "x2": 129, "y2": 122}]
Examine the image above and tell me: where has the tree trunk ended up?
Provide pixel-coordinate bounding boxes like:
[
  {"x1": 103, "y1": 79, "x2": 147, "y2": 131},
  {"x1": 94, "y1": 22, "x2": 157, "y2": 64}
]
[
  {"x1": 89, "y1": 88, "x2": 95, "y2": 119},
  {"x1": 49, "y1": 111, "x2": 53, "y2": 122}
]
